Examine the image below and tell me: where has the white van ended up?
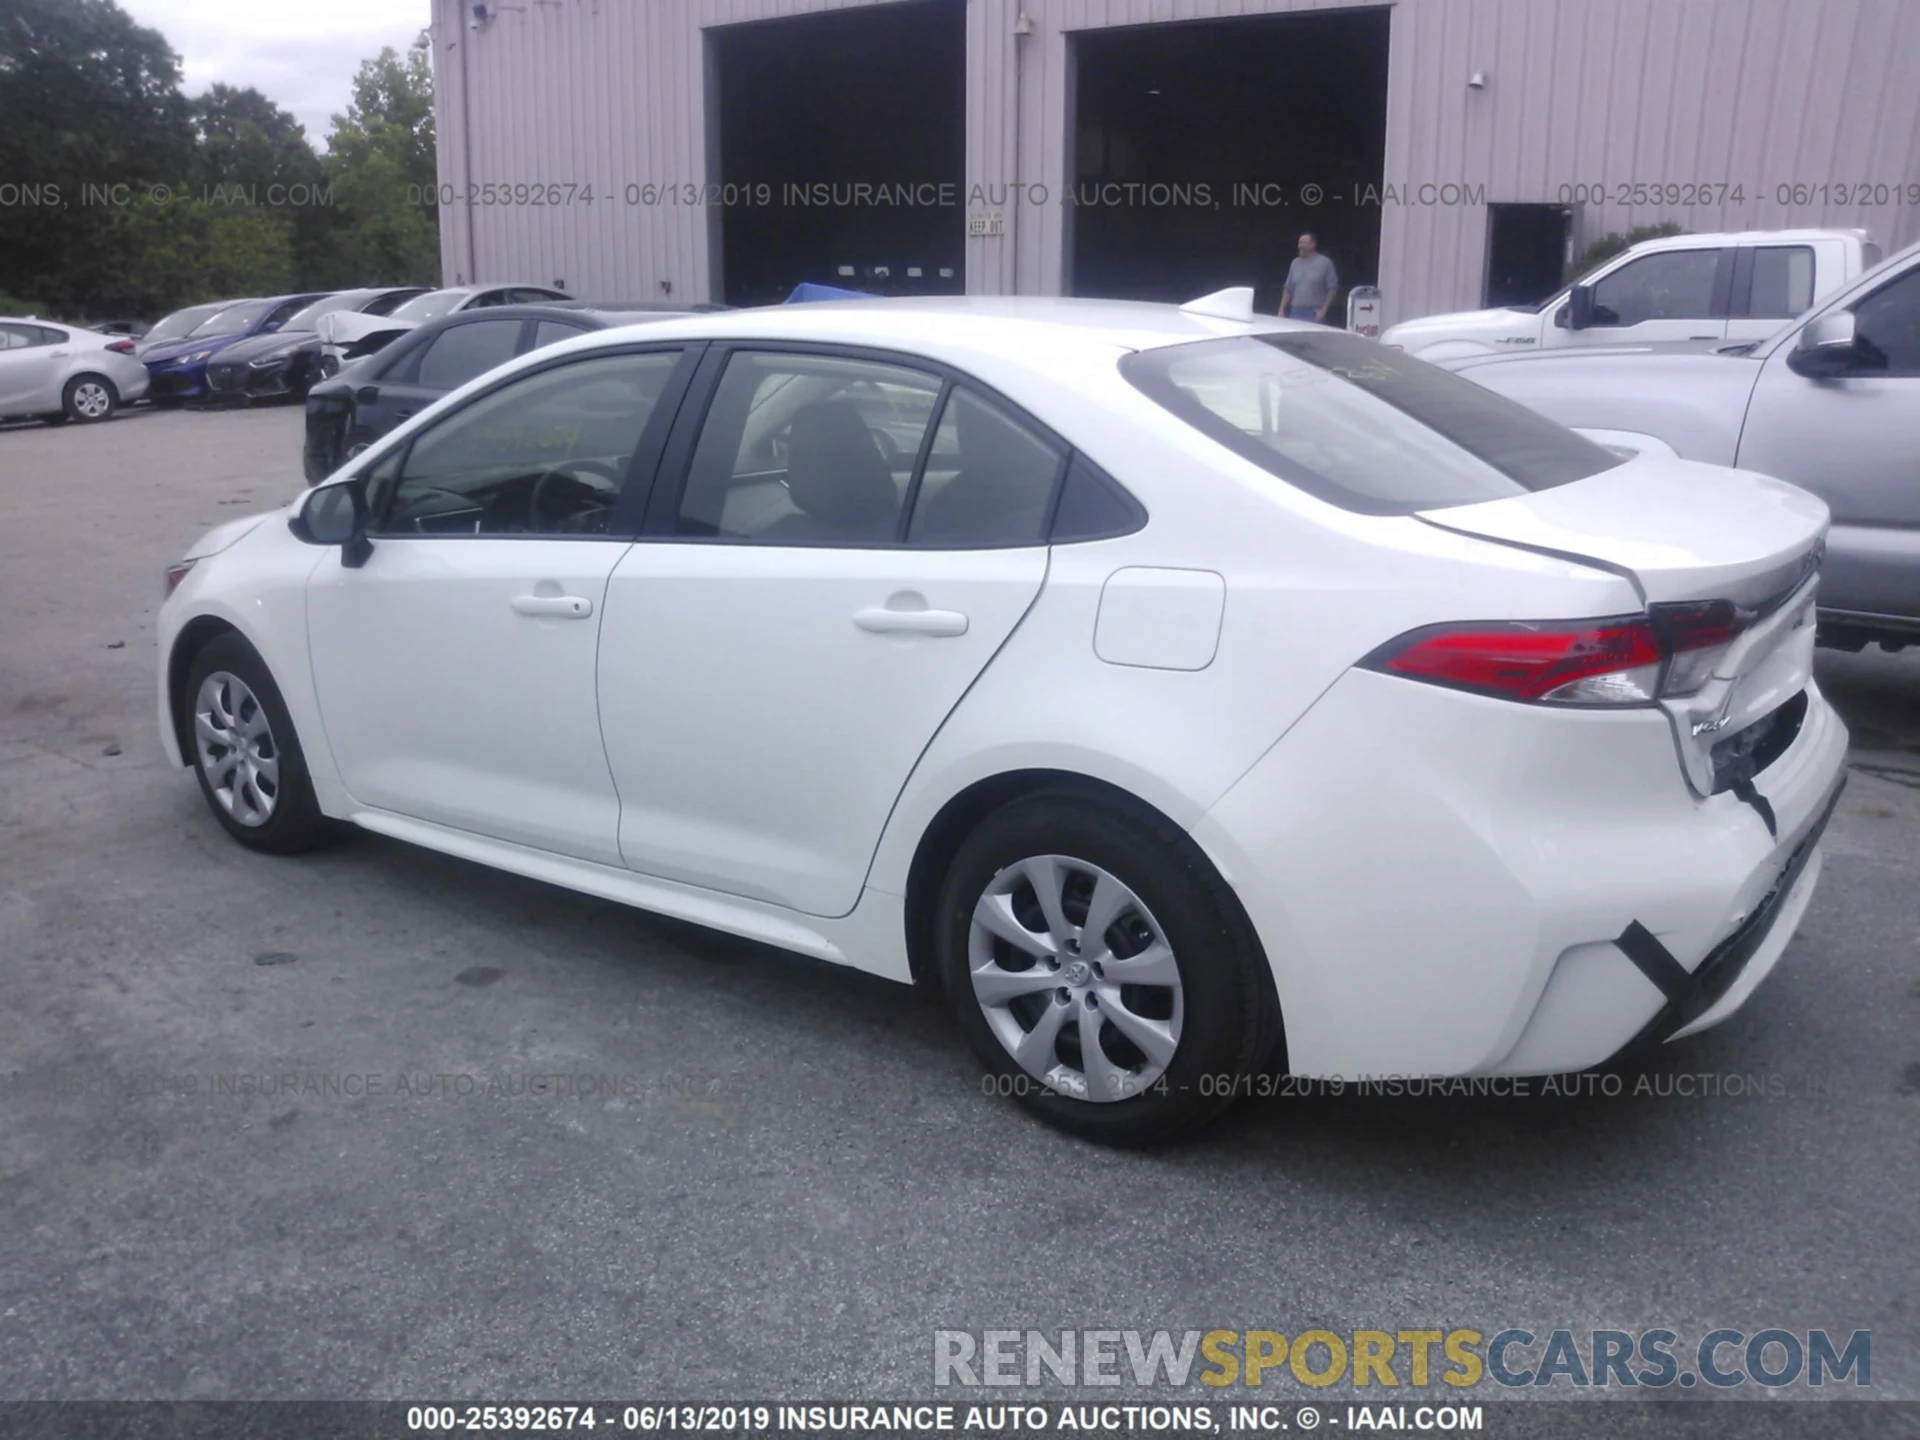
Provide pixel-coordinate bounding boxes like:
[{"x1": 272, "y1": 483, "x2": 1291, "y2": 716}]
[{"x1": 1382, "y1": 228, "x2": 1880, "y2": 361}]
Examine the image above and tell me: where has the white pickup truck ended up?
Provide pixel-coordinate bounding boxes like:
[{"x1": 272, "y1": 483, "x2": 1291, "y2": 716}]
[
  {"x1": 1382, "y1": 228, "x2": 1880, "y2": 361},
  {"x1": 1442, "y1": 239, "x2": 1920, "y2": 651}
]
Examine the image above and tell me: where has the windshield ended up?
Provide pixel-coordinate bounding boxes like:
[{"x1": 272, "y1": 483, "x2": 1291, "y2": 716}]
[
  {"x1": 145, "y1": 304, "x2": 222, "y2": 343},
  {"x1": 1122, "y1": 331, "x2": 1622, "y2": 515},
  {"x1": 389, "y1": 289, "x2": 471, "y2": 324},
  {"x1": 188, "y1": 300, "x2": 272, "y2": 337},
  {"x1": 281, "y1": 293, "x2": 365, "y2": 331}
]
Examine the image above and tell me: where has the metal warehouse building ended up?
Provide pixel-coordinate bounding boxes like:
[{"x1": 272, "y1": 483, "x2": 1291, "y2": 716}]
[{"x1": 429, "y1": 0, "x2": 1920, "y2": 324}]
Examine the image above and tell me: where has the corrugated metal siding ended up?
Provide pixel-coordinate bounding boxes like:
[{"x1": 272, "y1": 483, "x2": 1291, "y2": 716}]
[
  {"x1": 1377, "y1": 0, "x2": 1920, "y2": 321},
  {"x1": 435, "y1": 0, "x2": 1920, "y2": 322}
]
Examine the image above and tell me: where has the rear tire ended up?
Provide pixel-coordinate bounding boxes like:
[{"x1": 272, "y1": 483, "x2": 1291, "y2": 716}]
[
  {"x1": 181, "y1": 633, "x2": 332, "y2": 854},
  {"x1": 936, "y1": 790, "x2": 1279, "y2": 1145},
  {"x1": 62, "y1": 373, "x2": 117, "y2": 423}
]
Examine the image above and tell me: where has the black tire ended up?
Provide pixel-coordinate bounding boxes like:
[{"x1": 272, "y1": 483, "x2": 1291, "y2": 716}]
[
  {"x1": 180, "y1": 632, "x2": 332, "y2": 854},
  {"x1": 62, "y1": 373, "x2": 117, "y2": 423},
  {"x1": 936, "y1": 789, "x2": 1280, "y2": 1145}
]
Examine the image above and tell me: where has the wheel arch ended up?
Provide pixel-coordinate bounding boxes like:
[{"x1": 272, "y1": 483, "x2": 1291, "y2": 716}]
[
  {"x1": 166, "y1": 615, "x2": 243, "y2": 764},
  {"x1": 899, "y1": 768, "x2": 1279, "y2": 1028},
  {"x1": 63, "y1": 370, "x2": 120, "y2": 413}
]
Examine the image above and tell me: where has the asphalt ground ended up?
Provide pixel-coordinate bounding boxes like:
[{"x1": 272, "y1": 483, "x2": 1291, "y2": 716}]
[{"x1": 0, "y1": 405, "x2": 1914, "y2": 1430}]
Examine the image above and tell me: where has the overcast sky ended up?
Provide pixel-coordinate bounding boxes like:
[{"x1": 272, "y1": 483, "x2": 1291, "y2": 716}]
[{"x1": 119, "y1": 0, "x2": 433, "y2": 149}]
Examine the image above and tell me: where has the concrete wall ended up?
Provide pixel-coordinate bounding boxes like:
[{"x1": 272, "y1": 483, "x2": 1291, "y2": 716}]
[{"x1": 432, "y1": 0, "x2": 1920, "y2": 323}]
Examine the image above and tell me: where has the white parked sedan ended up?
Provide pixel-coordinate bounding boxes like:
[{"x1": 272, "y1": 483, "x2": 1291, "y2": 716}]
[
  {"x1": 0, "y1": 317, "x2": 151, "y2": 423},
  {"x1": 157, "y1": 294, "x2": 1847, "y2": 1143}
]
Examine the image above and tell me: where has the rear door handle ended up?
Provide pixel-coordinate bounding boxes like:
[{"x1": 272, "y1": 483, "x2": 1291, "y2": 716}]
[
  {"x1": 852, "y1": 605, "x2": 968, "y2": 637},
  {"x1": 511, "y1": 593, "x2": 593, "y2": 619}
]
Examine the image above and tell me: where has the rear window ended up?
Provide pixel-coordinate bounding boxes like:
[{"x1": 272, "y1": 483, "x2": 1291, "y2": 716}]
[
  {"x1": 1121, "y1": 331, "x2": 1621, "y2": 515},
  {"x1": 145, "y1": 304, "x2": 220, "y2": 344},
  {"x1": 390, "y1": 290, "x2": 469, "y2": 324},
  {"x1": 190, "y1": 300, "x2": 272, "y2": 336}
]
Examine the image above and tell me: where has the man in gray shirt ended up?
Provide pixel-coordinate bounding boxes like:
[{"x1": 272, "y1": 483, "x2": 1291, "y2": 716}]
[{"x1": 1282, "y1": 232, "x2": 1339, "y2": 323}]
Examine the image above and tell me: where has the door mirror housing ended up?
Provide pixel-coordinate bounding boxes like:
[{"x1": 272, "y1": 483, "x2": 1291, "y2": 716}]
[
  {"x1": 1566, "y1": 283, "x2": 1594, "y2": 331},
  {"x1": 290, "y1": 479, "x2": 374, "y2": 568},
  {"x1": 1786, "y1": 310, "x2": 1862, "y2": 378}
]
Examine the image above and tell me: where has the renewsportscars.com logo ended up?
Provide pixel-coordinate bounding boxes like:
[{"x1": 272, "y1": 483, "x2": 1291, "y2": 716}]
[{"x1": 932, "y1": 1328, "x2": 1871, "y2": 1391}]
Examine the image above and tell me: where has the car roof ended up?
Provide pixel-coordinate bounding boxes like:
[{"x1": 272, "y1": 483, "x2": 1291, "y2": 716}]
[
  {"x1": 407, "y1": 303, "x2": 636, "y2": 330},
  {"x1": 585, "y1": 296, "x2": 1301, "y2": 359},
  {"x1": 1629, "y1": 227, "x2": 1873, "y2": 251}
]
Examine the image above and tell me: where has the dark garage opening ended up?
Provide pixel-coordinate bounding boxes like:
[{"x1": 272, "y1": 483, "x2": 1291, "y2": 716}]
[
  {"x1": 712, "y1": 0, "x2": 965, "y2": 307},
  {"x1": 1485, "y1": 203, "x2": 1575, "y2": 306},
  {"x1": 1071, "y1": 9, "x2": 1390, "y2": 315}
]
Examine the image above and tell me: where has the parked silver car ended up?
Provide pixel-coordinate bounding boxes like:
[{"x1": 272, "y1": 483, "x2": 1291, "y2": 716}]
[
  {"x1": 1444, "y1": 240, "x2": 1920, "y2": 650},
  {"x1": 0, "y1": 318, "x2": 152, "y2": 425}
]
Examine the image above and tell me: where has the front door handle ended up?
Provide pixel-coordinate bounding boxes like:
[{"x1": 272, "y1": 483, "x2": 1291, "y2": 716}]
[
  {"x1": 852, "y1": 604, "x2": 968, "y2": 637},
  {"x1": 511, "y1": 593, "x2": 593, "y2": 619}
]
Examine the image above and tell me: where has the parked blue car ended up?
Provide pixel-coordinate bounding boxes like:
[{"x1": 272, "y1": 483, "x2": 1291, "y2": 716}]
[{"x1": 141, "y1": 292, "x2": 331, "y2": 403}]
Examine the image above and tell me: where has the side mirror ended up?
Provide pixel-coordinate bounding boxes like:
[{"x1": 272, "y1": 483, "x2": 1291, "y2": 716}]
[
  {"x1": 1566, "y1": 284, "x2": 1594, "y2": 331},
  {"x1": 1786, "y1": 311, "x2": 1862, "y2": 378},
  {"x1": 289, "y1": 480, "x2": 374, "y2": 568}
]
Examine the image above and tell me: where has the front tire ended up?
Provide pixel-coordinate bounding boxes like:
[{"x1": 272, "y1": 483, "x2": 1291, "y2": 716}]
[
  {"x1": 937, "y1": 790, "x2": 1278, "y2": 1145},
  {"x1": 181, "y1": 633, "x2": 331, "y2": 854},
  {"x1": 63, "y1": 373, "x2": 117, "y2": 423}
]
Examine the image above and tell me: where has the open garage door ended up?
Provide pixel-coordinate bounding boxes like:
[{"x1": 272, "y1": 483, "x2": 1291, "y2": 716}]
[
  {"x1": 711, "y1": 0, "x2": 965, "y2": 307},
  {"x1": 1071, "y1": 9, "x2": 1389, "y2": 315}
]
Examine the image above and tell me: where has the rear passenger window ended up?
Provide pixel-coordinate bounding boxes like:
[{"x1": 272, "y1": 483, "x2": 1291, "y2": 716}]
[
  {"x1": 1748, "y1": 246, "x2": 1815, "y2": 319},
  {"x1": 414, "y1": 320, "x2": 524, "y2": 389},
  {"x1": 676, "y1": 352, "x2": 941, "y2": 544},
  {"x1": 1050, "y1": 454, "x2": 1147, "y2": 542},
  {"x1": 907, "y1": 388, "x2": 1065, "y2": 547},
  {"x1": 533, "y1": 320, "x2": 590, "y2": 351},
  {"x1": 0, "y1": 324, "x2": 58, "y2": 348}
]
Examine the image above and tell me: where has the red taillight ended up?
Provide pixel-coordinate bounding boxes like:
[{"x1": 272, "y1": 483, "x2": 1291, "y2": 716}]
[
  {"x1": 1364, "y1": 602, "x2": 1758, "y2": 706},
  {"x1": 1365, "y1": 618, "x2": 1662, "y2": 704},
  {"x1": 106, "y1": 339, "x2": 136, "y2": 354}
]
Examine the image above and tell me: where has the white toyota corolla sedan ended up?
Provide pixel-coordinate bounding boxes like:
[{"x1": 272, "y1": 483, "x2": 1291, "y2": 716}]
[{"x1": 157, "y1": 293, "x2": 1848, "y2": 1143}]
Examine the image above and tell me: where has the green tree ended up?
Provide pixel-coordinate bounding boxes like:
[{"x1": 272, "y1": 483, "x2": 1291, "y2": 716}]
[
  {"x1": 314, "y1": 46, "x2": 439, "y2": 288},
  {"x1": 189, "y1": 83, "x2": 324, "y2": 196},
  {"x1": 187, "y1": 83, "x2": 331, "y2": 290},
  {"x1": 0, "y1": 0, "x2": 194, "y2": 312},
  {"x1": 111, "y1": 196, "x2": 295, "y2": 310}
]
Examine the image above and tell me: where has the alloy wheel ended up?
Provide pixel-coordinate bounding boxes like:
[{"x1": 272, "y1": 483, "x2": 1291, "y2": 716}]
[
  {"x1": 968, "y1": 854, "x2": 1184, "y2": 1102},
  {"x1": 71, "y1": 381, "x2": 111, "y2": 419},
  {"x1": 194, "y1": 671, "x2": 279, "y2": 827}
]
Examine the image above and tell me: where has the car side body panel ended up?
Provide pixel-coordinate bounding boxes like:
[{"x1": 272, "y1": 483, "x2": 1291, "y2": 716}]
[{"x1": 1445, "y1": 348, "x2": 1763, "y2": 467}]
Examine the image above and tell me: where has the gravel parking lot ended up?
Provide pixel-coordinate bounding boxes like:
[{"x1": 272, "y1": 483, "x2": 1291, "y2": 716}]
[{"x1": 1, "y1": 406, "x2": 1916, "y2": 1414}]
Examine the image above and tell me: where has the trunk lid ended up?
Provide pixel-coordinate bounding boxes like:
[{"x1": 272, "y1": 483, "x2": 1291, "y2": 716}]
[{"x1": 1420, "y1": 456, "x2": 1830, "y2": 798}]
